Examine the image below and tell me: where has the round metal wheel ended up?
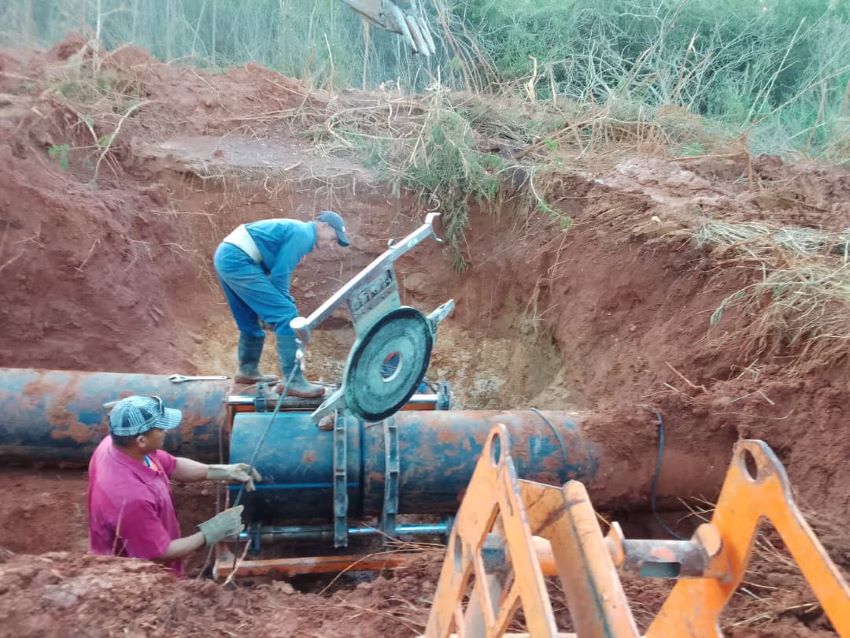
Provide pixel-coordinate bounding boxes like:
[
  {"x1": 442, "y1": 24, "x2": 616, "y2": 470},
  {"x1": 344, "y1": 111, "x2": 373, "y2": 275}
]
[{"x1": 344, "y1": 307, "x2": 433, "y2": 422}]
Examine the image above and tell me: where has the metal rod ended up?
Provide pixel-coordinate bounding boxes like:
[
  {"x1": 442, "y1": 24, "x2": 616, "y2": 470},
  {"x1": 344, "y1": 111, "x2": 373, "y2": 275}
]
[
  {"x1": 226, "y1": 394, "x2": 326, "y2": 410},
  {"x1": 242, "y1": 521, "x2": 450, "y2": 542}
]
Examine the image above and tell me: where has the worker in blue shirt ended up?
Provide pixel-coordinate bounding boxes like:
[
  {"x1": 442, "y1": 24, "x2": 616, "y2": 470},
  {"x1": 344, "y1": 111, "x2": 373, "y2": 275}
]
[{"x1": 213, "y1": 211, "x2": 350, "y2": 397}]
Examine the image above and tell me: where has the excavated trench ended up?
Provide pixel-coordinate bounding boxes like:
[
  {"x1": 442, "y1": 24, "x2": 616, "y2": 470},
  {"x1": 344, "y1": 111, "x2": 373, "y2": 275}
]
[
  {"x1": 0, "y1": 137, "x2": 723, "y2": 559},
  {"x1": 2, "y1": 45, "x2": 850, "y2": 634},
  {"x1": 146, "y1": 136, "x2": 574, "y2": 413},
  {"x1": 2, "y1": 146, "x2": 843, "y2": 634}
]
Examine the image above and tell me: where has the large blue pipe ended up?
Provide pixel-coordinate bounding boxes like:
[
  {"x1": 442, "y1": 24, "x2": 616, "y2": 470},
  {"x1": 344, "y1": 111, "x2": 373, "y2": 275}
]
[
  {"x1": 229, "y1": 410, "x2": 597, "y2": 522},
  {"x1": 0, "y1": 368, "x2": 231, "y2": 465},
  {"x1": 0, "y1": 368, "x2": 729, "y2": 516}
]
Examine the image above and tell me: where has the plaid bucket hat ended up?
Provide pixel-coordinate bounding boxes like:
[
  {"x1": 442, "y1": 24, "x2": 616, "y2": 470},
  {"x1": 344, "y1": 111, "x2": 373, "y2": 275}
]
[{"x1": 107, "y1": 395, "x2": 182, "y2": 437}]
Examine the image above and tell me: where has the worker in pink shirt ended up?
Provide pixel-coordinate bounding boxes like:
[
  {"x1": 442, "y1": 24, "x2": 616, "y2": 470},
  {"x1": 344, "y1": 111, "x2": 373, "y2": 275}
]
[{"x1": 87, "y1": 395, "x2": 257, "y2": 576}]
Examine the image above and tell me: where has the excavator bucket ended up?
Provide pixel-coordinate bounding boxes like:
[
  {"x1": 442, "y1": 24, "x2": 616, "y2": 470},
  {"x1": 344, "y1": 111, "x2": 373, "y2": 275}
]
[
  {"x1": 341, "y1": 0, "x2": 436, "y2": 55},
  {"x1": 424, "y1": 425, "x2": 850, "y2": 637}
]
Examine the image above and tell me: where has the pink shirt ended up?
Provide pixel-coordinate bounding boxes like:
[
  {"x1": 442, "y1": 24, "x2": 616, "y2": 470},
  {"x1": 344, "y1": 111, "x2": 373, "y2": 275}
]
[{"x1": 87, "y1": 437, "x2": 183, "y2": 576}]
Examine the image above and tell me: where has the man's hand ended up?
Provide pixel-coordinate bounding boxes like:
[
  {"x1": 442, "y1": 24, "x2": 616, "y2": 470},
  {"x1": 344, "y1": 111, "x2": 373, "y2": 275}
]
[
  {"x1": 198, "y1": 506, "x2": 245, "y2": 546},
  {"x1": 342, "y1": 0, "x2": 436, "y2": 56},
  {"x1": 206, "y1": 463, "x2": 262, "y2": 492}
]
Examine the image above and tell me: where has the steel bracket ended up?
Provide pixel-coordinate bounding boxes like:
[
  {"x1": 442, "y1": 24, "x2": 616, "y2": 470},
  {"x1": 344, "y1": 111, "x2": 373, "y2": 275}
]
[
  {"x1": 436, "y1": 380, "x2": 452, "y2": 410},
  {"x1": 332, "y1": 411, "x2": 349, "y2": 548},
  {"x1": 381, "y1": 416, "x2": 400, "y2": 537}
]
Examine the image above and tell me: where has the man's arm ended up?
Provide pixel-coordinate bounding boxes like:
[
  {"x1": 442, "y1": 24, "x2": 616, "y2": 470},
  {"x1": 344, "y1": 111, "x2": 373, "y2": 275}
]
[
  {"x1": 172, "y1": 457, "x2": 261, "y2": 490},
  {"x1": 120, "y1": 497, "x2": 190, "y2": 563},
  {"x1": 156, "y1": 506, "x2": 245, "y2": 562},
  {"x1": 120, "y1": 499, "x2": 244, "y2": 564},
  {"x1": 157, "y1": 532, "x2": 206, "y2": 562},
  {"x1": 157, "y1": 505, "x2": 245, "y2": 562},
  {"x1": 172, "y1": 457, "x2": 209, "y2": 482}
]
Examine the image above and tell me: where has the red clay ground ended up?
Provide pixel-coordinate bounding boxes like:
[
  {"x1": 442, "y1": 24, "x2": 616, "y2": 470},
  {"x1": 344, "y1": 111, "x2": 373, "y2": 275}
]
[{"x1": 1, "y1": 36, "x2": 849, "y2": 635}]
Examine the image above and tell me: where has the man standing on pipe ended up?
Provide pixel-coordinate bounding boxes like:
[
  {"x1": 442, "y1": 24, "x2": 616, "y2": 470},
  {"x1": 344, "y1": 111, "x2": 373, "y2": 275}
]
[
  {"x1": 88, "y1": 396, "x2": 259, "y2": 576},
  {"x1": 214, "y1": 212, "x2": 351, "y2": 397}
]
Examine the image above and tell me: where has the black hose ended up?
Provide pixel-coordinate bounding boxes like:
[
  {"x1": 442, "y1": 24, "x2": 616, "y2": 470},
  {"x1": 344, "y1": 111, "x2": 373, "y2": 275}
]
[{"x1": 650, "y1": 409, "x2": 687, "y2": 540}]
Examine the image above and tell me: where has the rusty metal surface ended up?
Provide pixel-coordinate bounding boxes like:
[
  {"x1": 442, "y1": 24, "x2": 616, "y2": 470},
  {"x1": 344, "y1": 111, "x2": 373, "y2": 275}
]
[
  {"x1": 229, "y1": 410, "x2": 598, "y2": 524},
  {"x1": 0, "y1": 368, "x2": 231, "y2": 465},
  {"x1": 390, "y1": 410, "x2": 597, "y2": 515}
]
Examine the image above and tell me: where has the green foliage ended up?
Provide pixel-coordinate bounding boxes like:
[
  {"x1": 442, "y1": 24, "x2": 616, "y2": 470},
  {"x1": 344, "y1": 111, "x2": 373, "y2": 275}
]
[
  {"x1": 0, "y1": 0, "x2": 442, "y2": 91},
  {"x1": 47, "y1": 143, "x2": 70, "y2": 171},
  {"x1": 6, "y1": 0, "x2": 850, "y2": 159},
  {"x1": 456, "y1": 0, "x2": 850, "y2": 158},
  {"x1": 399, "y1": 96, "x2": 503, "y2": 269}
]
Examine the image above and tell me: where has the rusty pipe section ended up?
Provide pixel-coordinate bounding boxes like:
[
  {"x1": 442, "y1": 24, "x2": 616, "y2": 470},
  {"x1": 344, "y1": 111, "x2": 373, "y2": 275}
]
[
  {"x1": 0, "y1": 368, "x2": 231, "y2": 465},
  {"x1": 229, "y1": 409, "x2": 728, "y2": 523},
  {"x1": 229, "y1": 410, "x2": 595, "y2": 523},
  {"x1": 0, "y1": 368, "x2": 728, "y2": 513}
]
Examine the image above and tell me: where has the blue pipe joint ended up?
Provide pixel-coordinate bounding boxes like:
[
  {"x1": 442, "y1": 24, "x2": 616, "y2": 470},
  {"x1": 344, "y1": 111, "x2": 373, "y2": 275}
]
[{"x1": 228, "y1": 410, "x2": 597, "y2": 525}]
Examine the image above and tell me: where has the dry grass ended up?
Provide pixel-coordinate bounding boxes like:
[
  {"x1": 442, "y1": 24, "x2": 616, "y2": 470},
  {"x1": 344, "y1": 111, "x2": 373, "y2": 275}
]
[
  {"x1": 697, "y1": 220, "x2": 850, "y2": 260},
  {"x1": 24, "y1": 42, "x2": 156, "y2": 183},
  {"x1": 207, "y1": 80, "x2": 736, "y2": 268},
  {"x1": 697, "y1": 220, "x2": 850, "y2": 372}
]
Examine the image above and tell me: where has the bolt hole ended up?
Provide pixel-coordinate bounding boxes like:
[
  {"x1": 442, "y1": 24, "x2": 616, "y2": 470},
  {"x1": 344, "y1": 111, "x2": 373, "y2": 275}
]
[
  {"x1": 453, "y1": 532, "x2": 463, "y2": 571},
  {"x1": 490, "y1": 434, "x2": 502, "y2": 467},
  {"x1": 742, "y1": 449, "x2": 760, "y2": 481},
  {"x1": 380, "y1": 352, "x2": 402, "y2": 383}
]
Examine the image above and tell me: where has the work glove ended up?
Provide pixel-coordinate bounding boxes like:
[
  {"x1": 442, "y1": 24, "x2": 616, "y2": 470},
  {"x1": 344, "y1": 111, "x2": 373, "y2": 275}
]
[
  {"x1": 198, "y1": 505, "x2": 244, "y2": 546},
  {"x1": 206, "y1": 463, "x2": 262, "y2": 492}
]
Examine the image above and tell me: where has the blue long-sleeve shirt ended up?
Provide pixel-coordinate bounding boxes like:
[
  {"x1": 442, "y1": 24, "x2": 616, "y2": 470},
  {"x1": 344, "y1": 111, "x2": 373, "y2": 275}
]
[{"x1": 245, "y1": 219, "x2": 317, "y2": 300}]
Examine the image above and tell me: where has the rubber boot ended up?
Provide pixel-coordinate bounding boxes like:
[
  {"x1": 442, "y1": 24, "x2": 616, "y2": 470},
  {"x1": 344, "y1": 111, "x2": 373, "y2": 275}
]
[
  {"x1": 233, "y1": 334, "x2": 278, "y2": 384},
  {"x1": 276, "y1": 333, "x2": 325, "y2": 399}
]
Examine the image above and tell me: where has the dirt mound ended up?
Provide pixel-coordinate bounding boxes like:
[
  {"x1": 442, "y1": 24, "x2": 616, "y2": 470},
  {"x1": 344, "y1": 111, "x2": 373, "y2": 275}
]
[
  {"x1": 410, "y1": 152, "x2": 850, "y2": 519},
  {"x1": 0, "y1": 550, "x2": 440, "y2": 638},
  {"x1": 0, "y1": 130, "x2": 198, "y2": 372},
  {"x1": 0, "y1": 537, "x2": 842, "y2": 637}
]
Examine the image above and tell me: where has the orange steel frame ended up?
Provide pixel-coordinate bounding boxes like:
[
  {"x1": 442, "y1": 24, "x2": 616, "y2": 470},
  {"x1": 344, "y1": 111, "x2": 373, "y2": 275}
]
[{"x1": 424, "y1": 425, "x2": 850, "y2": 638}]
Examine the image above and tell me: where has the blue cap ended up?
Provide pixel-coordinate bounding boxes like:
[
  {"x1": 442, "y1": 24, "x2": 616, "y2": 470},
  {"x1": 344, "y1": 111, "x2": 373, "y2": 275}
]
[
  {"x1": 316, "y1": 211, "x2": 350, "y2": 247},
  {"x1": 107, "y1": 395, "x2": 182, "y2": 437}
]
